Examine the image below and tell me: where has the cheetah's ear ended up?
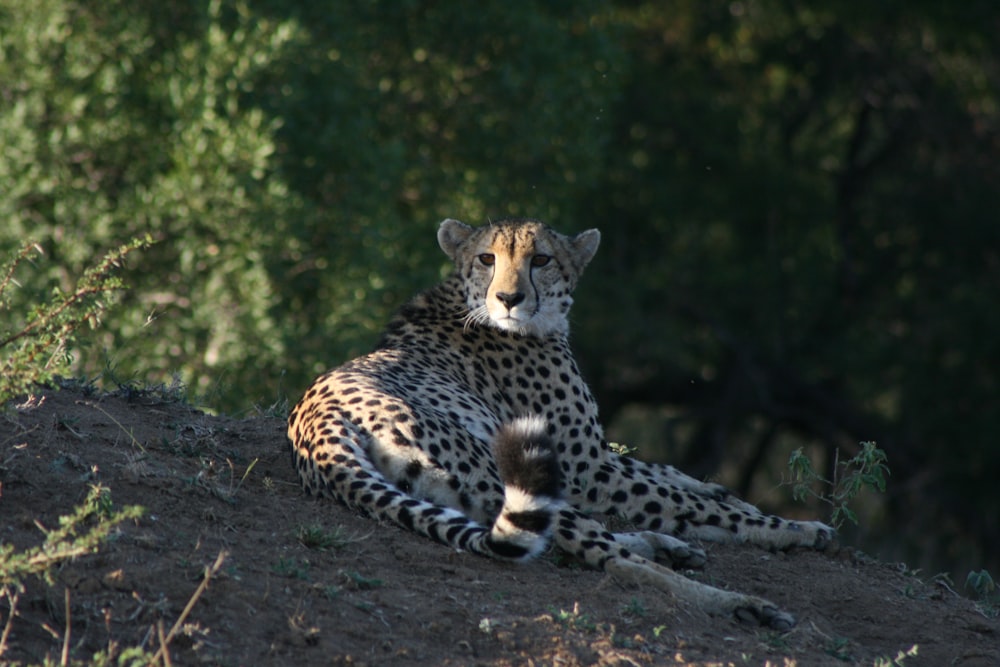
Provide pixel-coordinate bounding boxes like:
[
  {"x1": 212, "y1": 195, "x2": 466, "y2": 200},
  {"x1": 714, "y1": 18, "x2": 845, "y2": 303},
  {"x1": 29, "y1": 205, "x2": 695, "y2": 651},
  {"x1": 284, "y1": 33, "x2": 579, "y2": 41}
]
[
  {"x1": 570, "y1": 229, "x2": 601, "y2": 269},
  {"x1": 438, "y1": 219, "x2": 475, "y2": 261}
]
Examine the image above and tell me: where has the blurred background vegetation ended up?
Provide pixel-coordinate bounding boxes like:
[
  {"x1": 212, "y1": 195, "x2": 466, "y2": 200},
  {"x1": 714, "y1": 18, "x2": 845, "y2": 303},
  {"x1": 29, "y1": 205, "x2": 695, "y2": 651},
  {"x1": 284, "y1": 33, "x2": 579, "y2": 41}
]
[{"x1": 2, "y1": 0, "x2": 998, "y2": 584}]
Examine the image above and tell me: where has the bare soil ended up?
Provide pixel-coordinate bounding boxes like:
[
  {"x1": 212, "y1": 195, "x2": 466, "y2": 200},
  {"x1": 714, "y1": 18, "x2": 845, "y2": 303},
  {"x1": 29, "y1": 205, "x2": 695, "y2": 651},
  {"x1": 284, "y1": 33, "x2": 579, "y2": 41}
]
[{"x1": 1, "y1": 386, "x2": 996, "y2": 666}]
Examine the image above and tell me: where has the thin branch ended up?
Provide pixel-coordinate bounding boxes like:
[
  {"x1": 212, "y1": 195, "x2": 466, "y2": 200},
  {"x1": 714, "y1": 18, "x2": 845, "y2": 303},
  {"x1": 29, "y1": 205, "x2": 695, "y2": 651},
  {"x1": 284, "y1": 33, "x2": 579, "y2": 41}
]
[
  {"x1": 151, "y1": 550, "x2": 228, "y2": 664},
  {"x1": 61, "y1": 588, "x2": 70, "y2": 667},
  {"x1": 0, "y1": 587, "x2": 19, "y2": 659}
]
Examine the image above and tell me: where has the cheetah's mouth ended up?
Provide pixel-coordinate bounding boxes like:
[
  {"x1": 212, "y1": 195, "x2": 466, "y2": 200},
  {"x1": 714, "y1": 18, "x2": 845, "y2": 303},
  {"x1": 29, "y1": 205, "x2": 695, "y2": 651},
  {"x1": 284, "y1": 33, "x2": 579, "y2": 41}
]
[
  {"x1": 493, "y1": 315, "x2": 527, "y2": 329},
  {"x1": 491, "y1": 313, "x2": 537, "y2": 334}
]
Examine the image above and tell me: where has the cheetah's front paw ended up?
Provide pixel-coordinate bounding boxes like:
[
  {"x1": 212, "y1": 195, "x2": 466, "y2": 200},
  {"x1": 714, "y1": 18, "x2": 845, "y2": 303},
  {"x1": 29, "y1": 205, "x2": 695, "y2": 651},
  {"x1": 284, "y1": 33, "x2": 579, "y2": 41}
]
[{"x1": 641, "y1": 532, "x2": 708, "y2": 570}]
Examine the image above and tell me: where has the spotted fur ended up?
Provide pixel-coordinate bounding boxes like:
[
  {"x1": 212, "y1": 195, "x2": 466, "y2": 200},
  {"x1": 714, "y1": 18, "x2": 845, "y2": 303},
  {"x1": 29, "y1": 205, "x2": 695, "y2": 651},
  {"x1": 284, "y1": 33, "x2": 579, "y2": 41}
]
[{"x1": 287, "y1": 217, "x2": 834, "y2": 629}]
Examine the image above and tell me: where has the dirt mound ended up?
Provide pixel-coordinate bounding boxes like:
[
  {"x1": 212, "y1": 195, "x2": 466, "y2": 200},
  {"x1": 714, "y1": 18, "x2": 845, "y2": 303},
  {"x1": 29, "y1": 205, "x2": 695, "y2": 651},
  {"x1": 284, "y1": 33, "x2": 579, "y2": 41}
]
[{"x1": 1, "y1": 387, "x2": 996, "y2": 666}]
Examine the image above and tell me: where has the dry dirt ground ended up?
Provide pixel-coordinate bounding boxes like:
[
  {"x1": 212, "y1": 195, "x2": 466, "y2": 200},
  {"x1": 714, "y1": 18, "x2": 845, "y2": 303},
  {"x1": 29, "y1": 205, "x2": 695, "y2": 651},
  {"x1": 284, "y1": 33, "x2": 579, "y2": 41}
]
[{"x1": 1, "y1": 386, "x2": 997, "y2": 666}]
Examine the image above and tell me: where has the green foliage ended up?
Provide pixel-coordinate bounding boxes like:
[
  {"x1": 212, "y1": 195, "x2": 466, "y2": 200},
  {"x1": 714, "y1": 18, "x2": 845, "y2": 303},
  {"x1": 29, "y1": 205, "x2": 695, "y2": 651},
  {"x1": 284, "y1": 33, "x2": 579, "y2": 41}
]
[
  {"x1": 0, "y1": 486, "x2": 149, "y2": 662},
  {"x1": 788, "y1": 442, "x2": 889, "y2": 529},
  {"x1": 0, "y1": 237, "x2": 151, "y2": 404},
  {"x1": 607, "y1": 441, "x2": 638, "y2": 457},
  {"x1": 873, "y1": 644, "x2": 919, "y2": 667},
  {"x1": 296, "y1": 524, "x2": 350, "y2": 552},
  {"x1": 344, "y1": 571, "x2": 383, "y2": 590},
  {"x1": 966, "y1": 569, "x2": 996, "y2": 598},
  {"x1": 965, "y1": 569, "x2": 999, "y2": 618},
  {"x1": 271, "y1": 557, "x2": 309, "y2": 580},
  {"x1": 0, "y1": 485, "x2": 143, "y2": 588},
  {"x1": 823, "y1": 636, "x2": 852, "y2": 662},
  {"x1": 549, "y1": 604, "x2": 597, "y2": 633}
]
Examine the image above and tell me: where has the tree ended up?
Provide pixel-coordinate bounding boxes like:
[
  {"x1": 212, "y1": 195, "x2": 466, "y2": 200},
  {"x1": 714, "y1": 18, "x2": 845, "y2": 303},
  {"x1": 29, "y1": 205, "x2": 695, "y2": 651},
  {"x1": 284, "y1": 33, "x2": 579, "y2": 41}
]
[{"x1": 572, "y1": 0, "x2": 1000, "y2": 578}]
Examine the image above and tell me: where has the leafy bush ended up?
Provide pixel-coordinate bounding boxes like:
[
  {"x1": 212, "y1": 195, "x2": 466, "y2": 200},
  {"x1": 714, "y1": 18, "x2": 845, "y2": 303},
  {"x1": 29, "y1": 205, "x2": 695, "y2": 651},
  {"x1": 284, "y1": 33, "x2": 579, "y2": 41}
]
[
  {"x1": 0, "y1": 485, "x2": 145, "y2": 661},
  {"x1": 0, "y1": 237, "x2": 151, "y2": 404},
  {"x1": 0, "y1": 485, "x2": 143, "y2": 588},
  {"x1": 787, "y1": 442, "x2": 889, "y2": 529}
]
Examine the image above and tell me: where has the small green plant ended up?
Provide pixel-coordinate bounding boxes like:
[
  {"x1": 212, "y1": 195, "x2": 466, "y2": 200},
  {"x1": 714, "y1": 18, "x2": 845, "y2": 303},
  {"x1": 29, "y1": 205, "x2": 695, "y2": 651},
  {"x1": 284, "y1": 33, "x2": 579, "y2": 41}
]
[
  {"x1": 272, "y1": 557, "x2": 310, "y2": 580},
  {"x1": 608, "y1": 441, "x2": 637, "y2": 456},
  {"x1": 0, "y1": 237, "x2": 152, "y2": 405},
  {"x1": 966, "y1": 569, "x2": 996, "y2": 597},
  {"x1": 344, "y1": 571, "x2": 383, "y2": 590},
  {"x1": 296, "y1": 524, "x2": 349, "y2": 551},
  {"x1": 787, "y1": 441, "x2": 889, "y2": 528},
  {"x1": 965, "y1": 569, "x2": 999, "y2": 618},
  {"x1": 0, "y1": 485, "x2": 143, "y2": 588},
  {"x1": 823, "y1": 636, "x2": 853, "y2": 661},
  {"x1": 873, "y1": 644, "x2": 919, "y2": 666},
  {"x1": 621, "y1": 597, "x2": 646, "y2": 618},
  {"x1": 758, "y1": 629, "x2": 791, "y2": 650},
  {"x1": 549, "y1": 603, "x2": 597, "y2": 632},
  {"x1": 0, "y1": 485, "x2": 146, "y2": 662}
]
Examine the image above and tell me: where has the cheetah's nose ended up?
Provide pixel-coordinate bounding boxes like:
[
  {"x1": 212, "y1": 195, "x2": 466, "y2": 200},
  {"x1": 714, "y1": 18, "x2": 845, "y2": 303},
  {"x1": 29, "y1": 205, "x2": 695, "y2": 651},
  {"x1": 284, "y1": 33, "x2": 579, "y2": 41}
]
[{"x1": 495, "y1": 291, "x2": 526, "y2": 309}]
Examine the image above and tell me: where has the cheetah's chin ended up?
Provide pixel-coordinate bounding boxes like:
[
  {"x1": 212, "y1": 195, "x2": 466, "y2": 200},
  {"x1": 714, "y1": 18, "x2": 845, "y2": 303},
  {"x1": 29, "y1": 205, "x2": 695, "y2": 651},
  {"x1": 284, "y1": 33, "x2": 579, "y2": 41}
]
[{"x1": 491, "y1": 317, "x2": 530, "y2": 334}]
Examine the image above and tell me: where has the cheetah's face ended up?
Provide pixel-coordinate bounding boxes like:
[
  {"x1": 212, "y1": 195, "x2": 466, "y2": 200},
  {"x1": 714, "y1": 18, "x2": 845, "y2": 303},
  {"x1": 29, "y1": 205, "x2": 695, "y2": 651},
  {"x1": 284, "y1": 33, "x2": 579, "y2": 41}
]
[{"x1": 438, "y1": 218, "x2": 600, "y2": 337}]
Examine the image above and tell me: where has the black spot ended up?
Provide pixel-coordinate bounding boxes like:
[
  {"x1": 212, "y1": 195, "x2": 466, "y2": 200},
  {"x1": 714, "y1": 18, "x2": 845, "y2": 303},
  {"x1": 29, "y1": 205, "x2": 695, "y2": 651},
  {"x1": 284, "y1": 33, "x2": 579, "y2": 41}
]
[
  {"x1": 486, "y1": 536, "x2": 530, "y2": 560},
  {"x1": 506, "y1": 510, "x2": 552, "y2": 533}
]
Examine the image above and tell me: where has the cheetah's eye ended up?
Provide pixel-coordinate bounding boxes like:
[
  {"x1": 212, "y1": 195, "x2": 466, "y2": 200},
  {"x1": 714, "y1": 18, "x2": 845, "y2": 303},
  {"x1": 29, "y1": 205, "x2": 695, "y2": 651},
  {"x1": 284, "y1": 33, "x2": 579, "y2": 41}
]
[
  {"x1": 531, "y1": 255, "x2": 551, "y2": 267},
  {"x1": 478, "y1": 253, "x2": 496, "y2": 266}
]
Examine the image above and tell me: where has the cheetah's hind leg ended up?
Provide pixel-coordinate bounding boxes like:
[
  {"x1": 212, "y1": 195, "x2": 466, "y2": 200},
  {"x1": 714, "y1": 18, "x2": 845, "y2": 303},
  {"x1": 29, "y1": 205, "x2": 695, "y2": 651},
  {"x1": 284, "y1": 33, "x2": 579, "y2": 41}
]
[
  {"x1": 604, "y1": 556, "x2": 797, "y2": 631},
  {"x1": 554, "y1": 506, "x2": 796, "y2": 630}
]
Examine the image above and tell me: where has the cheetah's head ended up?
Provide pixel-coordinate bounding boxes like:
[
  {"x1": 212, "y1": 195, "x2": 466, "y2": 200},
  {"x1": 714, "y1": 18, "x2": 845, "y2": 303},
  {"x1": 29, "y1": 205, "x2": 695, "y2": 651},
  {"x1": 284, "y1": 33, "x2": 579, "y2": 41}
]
[{"x1": 437, "y1": 218, "x2": 600, "y2": 337}]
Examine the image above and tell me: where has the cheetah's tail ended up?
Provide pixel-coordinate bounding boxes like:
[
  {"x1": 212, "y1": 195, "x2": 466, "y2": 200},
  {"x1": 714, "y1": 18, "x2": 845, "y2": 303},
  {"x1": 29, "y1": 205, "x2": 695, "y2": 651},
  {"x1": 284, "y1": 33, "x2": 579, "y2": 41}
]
[{"x1": 488, "y1": 416, "x2": 562, "y2": 561}]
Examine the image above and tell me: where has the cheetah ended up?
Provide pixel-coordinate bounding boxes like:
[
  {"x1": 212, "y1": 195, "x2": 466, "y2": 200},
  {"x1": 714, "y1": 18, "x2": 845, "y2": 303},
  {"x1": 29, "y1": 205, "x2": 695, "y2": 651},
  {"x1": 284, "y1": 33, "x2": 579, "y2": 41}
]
[{"x1": 287, "y1": 218, "x2": 833, "y2": 629}]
